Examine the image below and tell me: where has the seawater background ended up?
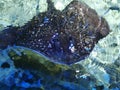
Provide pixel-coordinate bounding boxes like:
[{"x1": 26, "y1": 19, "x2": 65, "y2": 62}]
[{"x1": 0, "y1": 0, "x2": 120, "y2": 89}]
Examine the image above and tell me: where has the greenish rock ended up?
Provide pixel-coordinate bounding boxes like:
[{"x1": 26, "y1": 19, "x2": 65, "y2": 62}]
[{"x1": 8, "y1": 47, "x2": 70, "y2": 75}]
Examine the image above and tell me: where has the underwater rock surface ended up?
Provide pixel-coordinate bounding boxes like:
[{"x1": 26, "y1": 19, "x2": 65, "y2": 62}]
[
  {"x1": 0, "y1": 0, "x2": 110, "y2": 64},
  {"x1": 0, "y1": 0, "x2": 120, "y2": 89}
]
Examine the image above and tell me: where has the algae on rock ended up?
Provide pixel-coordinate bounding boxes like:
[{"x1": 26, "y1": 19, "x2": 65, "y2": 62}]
[{"x1": 8, "y1": 46, "x2": 70, "y2": 75}]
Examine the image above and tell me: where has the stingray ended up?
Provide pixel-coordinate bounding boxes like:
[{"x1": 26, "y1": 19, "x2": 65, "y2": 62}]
[{"x1": 0, "y1": 0, "x2": 110, "y2": 64}]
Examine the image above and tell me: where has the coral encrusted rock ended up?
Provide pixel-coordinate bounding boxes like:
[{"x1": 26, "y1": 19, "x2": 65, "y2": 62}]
[{"x1": 0, "y1": 0, "x2": 110, "y2": 64}]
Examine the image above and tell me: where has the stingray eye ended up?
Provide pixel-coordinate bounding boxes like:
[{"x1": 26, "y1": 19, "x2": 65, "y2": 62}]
[
  {"x1": 69, "y1": 35, "x2": 75, "y2": 44},
  {"x1": 69, "y1": 36, "x2": 72, "y2": 41}
]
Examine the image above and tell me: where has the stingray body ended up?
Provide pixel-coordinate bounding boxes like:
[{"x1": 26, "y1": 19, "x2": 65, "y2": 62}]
[{"x1": 0, "y1": 0, "x2": 110, "y2": 64}]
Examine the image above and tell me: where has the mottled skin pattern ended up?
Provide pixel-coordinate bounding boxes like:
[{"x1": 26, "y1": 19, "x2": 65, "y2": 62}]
[{"x1": 0, "y1": 0, "x2": 110, "y2": 64}]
